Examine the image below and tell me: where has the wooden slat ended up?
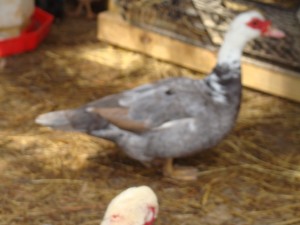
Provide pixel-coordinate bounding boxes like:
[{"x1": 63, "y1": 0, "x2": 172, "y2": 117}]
[
  {"x1": 97, "y1": 12, "x2": 300, "y2": 102},
  {"x1": 242, "y1": 62, "x2": 300, "y2": 102}
]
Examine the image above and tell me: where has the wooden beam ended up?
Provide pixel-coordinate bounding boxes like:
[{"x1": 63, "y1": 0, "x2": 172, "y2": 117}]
[
  {"x1": 97, "y1": 12, "x2": 300, "y2": 102},
  {"x1": 242, "y1": 62, "x2": 300, "y2": 102}
]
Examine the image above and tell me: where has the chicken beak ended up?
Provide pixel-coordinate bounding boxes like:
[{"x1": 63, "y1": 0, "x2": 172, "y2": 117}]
[{"x1": 263, "y1": 27, "x2": 285, "y2": 38}]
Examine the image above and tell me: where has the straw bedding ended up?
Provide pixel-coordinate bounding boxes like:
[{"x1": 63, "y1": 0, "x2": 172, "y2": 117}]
[{"x1": 0, "y1": 16, "x2": 300, "y2": 225}]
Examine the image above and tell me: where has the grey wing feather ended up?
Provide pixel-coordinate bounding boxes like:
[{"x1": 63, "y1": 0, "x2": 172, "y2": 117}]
[{"x1": 94, "y1": 77, "x2": 211, "y2": 128}]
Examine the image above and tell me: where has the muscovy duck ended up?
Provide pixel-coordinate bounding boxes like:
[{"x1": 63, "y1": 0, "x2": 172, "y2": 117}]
[{"x1": 35, "y1": 10, "x2": 285, "y2": 180}]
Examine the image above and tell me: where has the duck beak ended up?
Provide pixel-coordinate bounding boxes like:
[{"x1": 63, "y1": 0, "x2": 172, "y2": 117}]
[{"x1": 263, "y1": 27, "x2": 285, "y2": 38}]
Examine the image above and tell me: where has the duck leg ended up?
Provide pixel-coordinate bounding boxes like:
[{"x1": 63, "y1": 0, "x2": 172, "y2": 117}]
[{"x1": 163, "y1": 158, "x2": 198, "y2": 181}]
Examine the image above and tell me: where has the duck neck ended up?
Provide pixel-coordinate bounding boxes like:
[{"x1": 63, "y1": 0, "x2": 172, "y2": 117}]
[
  {"x1": 217, "y1": 30, "x2": 248, "y2": 65},
  {"x1": 205, "y1": 63, "x2": 241, "y2": 104},
  {"x1": 204, "y1": 31, "x2": 246, "y2": 104}
]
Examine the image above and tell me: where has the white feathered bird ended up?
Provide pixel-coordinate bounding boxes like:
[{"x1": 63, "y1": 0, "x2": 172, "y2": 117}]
[{"x1": 100, "y1": 186, "x2": 159, "y2": 225}]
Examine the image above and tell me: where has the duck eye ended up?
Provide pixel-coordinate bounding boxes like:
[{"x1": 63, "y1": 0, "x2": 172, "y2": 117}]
[
  {"x1": 251, "y1": 19, "x2": 261, "y2": 27},
  {"x1": 247, "y1": 18, "x2": 263, "y2": 29}
]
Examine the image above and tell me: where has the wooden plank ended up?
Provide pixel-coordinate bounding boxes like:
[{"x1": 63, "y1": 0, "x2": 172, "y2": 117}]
[
  {"x1": 97, "y1": 12, "x2": 300, "y2": 102},
  {"x1": 242, "y1": 62, "x2": 300, "y2": 102}
]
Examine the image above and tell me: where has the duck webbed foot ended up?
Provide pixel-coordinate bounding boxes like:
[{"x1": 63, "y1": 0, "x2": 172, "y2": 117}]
[{"x1": 163, "y1": 158, "x2": 198, "y2": 181}]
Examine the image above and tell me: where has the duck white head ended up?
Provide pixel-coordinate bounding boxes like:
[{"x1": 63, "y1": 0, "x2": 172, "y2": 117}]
[
  {"x1": 100, "y1": 186, "x2": 159, "y2": 225},
  {"x1": 218, "y1": 10, "x2": 285, "y2": 64}
]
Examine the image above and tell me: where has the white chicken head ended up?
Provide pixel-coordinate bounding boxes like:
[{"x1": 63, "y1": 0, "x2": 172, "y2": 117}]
[{"x1": 100, "y1": 186, "x2": 159, "y2": 225}]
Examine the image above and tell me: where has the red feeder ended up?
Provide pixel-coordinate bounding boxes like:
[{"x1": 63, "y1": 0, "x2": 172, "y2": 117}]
[{"x1": 0, "y1": 7, "x2": 54, "y2": 57}]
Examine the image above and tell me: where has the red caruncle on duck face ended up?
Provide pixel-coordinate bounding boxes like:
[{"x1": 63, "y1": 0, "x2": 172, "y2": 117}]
[{"x1": 246, "y1": 17, "x2": 271, "y2": 35}]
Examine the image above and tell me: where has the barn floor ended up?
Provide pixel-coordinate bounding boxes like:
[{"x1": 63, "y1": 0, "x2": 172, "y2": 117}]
[{"x1": 1, "y1": 13, "x2": 300, "y2": 225}]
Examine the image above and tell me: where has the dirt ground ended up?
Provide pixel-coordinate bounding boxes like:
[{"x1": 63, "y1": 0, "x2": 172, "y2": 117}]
[{"x1": 1, "y1": 13, "x2": 300, "y2": 225}]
